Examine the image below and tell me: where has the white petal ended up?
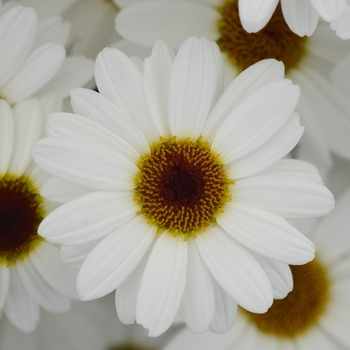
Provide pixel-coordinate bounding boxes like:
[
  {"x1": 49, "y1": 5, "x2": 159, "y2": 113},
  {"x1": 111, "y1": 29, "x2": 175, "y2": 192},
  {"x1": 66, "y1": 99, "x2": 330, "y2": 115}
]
[
  {"x1": 195, "y1": 226, "x2": 273, "y2": 313},
  {"x1": 249, "y1": 253, "x2": 293, "y2": 299},
  {"x1": 3, "y1": 267, "x2": 40, "y2": 332},
  {"x1": 36, "y1": 56, "x2": 94, "y2": 98},
  {"x1": 70, "y1": 87, "x2": 149, "y2": 155},
  {"x1": 7, "y1": 99, "x2": 44, "y2": 177},
  {"x1": 295, "y1": 325, "x2": 338, "y2": 350},
  {"x1": 2, "y1": 44, "x2": 65, "y2": 104},
  {"x1": 115, "y1": 238, "x2": 157, "y2": 325},
  {"x1": 17, "y1": 259, "x2": 70, "y2": 313},
  {"x1": 239, "y1": 0, "x2": 279, "y2": 33},
  {"x1": 0, "y1": 265, "x2": 9, "y2": 310},
  {"x1": 29, "y1": 242, "x2": 78, "y2": 299},
  {"x1": 310, "y1": 0, "x2": 345, "y2": 21},
  {"x1": 46, "y1": 112, "x2": 140, "y2": 162},
  {"x1": 203, "y1": 59, "x2": 285, "y2": 141},
  {"x1": 330, "y1": 5, "x2": 350, "y2": 40},
  {"x1": 0, "y1": 6, "x2": 37, "y2": 85},
  {"x1": 95, "y1": 47, "x2": 159, "y2": 143},
  {"x1": 27, "y1": 165, "x2": 51, "y2": 191},
  {"x1": 218, "y1": 203, "x2": 315, "y2": 263},
  {"x1": 136, "y1": 233, "x2": 187, "y2": 336},
  {"x1": 40, "y1": 92, "x2": 63, "y2": 116},
  {"x1": 179, "y1": 238, "x2": 215, "y2": 333},
  {"x1": 209, "y1": 281, "x2": 237, "y2": 333},
  {"x1": 281, "y1": 0, "x2": 319, "y2": 36},
  {"x1": 0, "y1": 99, "x2": 14, "y2": 176},
  {"x1": 211, "y1": 80, "x2": 300, "y2": 164},
  {"x1": 33, "y1": 137, "x2": 138, "y2": 191},
  {"x1": 233, "y1": 175, "x2": 334, "y2": 219},
  {"x1": 225, "y1": 114, "x2": 304, "y2": 179},
  {"x1": 168, "y1": 37, "x2": 224, "y2": 139},
  {"x1": 77, "y1": 216, "x2": 156, "y2": 300},
  {"x1": 143, "y1": 40, "x2": 175, "y2": 137},
  {"x1": 115, "y1": 1, "x2": 220, "y2": 49},
  {"x1": 38, "y1": 190, "x2": 137, "y2": 246}
]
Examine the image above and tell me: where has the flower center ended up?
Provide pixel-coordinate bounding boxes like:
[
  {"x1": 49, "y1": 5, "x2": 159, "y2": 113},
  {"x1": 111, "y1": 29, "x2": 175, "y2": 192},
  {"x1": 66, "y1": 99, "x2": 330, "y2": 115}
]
[
  {"x1": 134, "y1": 137, "x2": 232, "y2": 239},
  {"x1": 0, "y1": 176, "x2": 44, "y2": 266},
  {"x1": 217, "y1": 0, "x2": 308, "y2": 73},
  {"x1": 243, "y1": 259, "x2": 330, "y2": 338}
]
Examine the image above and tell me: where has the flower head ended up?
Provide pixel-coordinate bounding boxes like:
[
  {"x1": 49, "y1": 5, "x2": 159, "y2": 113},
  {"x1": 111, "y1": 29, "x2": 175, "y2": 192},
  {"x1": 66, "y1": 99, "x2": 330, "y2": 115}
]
[{"x1": 33, "y1": 37, "x2": 334, "y2": 336}]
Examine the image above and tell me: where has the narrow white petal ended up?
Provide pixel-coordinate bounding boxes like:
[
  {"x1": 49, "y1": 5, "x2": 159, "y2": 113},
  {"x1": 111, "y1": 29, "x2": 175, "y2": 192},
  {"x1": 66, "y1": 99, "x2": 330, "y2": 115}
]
[
  {"x1": 0, "y1": 100, "x2": 14, "y2": 176},
  {"x1": 116, "y1": 238, "x2": 157, "y2": 324},
  {"x1": 136, "y1": 233, "x2": 187, "y2": 336},
  {"x1": 143, "y1": 40, "x2": 175, "y2": 137},
  {"x1": 330, "y1": 5, "x2": 350, "y2": 40},
  {"x1": 250, "y1": 253, "x2": 293, "y2": 299},
  {"x1": 77, "y1": 216, "x2": 156, "y2": 300},
  {"x1": 195, "y1": 227, "x2": 273, "y2": 313},
  {"x1": 239, "y1": 0, "x2": 279, "y2": 33},
  {"x1": 310, "y1": 0, "x2": 345, "y2": 21},
  {"x1": 115, "y1": 1, "x2": 220, "y2": 49},
  {"x1": 95, "y1": 48, "x2": 159, "y2": 143},
  {"x1": 29, "y1": 242, "x2": 78, "y2": 299},
  {"x1": 7, "y1": 99, "x2": 44, "y2": 177},
  {"x1": 233, "y1": 175, "x2": 334, "y2": 219},
  {"x1": 209, "y1": 280, "x2": 237, "y2": 333},
  {"x1": 281, "y1": 0, "x2": 319, "y2": 36},
  {"x1": 3, "y1": 267, "x2": 40, "y2": 332},
  {"x1": 70, "y1": 87, "x2": 149, "y2": 155},
  {"x1": 2, "y1": 44, "x2": 65, "y2": 104},
  {"x1": 40, "y1": 92, "x2": 63, "y2": 116},
  {"x1": 36, "y1": 56, "x2": 94, "y2": 98},
  {"x1": 33, "y1": 137, "x2": 138, "y2": 191},
  {"x1": 0, "y1": 265, "x2": 9, "y2": 310},
  {"x1": 211, "y1": 80, "x2": 300, "y2": 164},
  {"x1": 218, "y1": 203, "x2": 315, "y2": 263},
  {"x1": 17, "y1": 259, "x2": 70, "y2": 313},
  {"x1": 0, "y1": 6, "x2": 37, "y2": 85},
  {"x1": 27, "y1": 165, "x2": 51, "y2": 191},
  {"x1": 38, "y1": 190, "x2": 137, "y2": 246},
  {"x1": 225, "y1": 114, "x2": 303, "y2": 179},
  {"x1": 179, "y1": 238, "x2": 215, "y2": 333},
  {"x1": 169, "y1": 37, "x2": 224, "y2": 139},
  {"x1": 46, "y1": 113, "x2": 140, "y2": 162},
  {"x1": 203, "y1": 59, "x2": 285, "y2": 141}
]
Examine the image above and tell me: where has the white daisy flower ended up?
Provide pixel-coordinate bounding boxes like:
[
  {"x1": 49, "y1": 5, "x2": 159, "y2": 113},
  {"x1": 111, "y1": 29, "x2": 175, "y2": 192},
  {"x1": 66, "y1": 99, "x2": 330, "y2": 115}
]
[
  {"x1": 163, "y1": 187, "x2": 350, "y2": 350},
  {"x1": 0, "y1": 98, "x2": 78, "y2": 332},
  {"x1": 0, "y1": 295, "x2": 181, "y2": 350},
  {"x1": 11, "y1": 0, "x2": 151, "y2": 59},
  {"x1": 115, "y1": 0, "x2": 350, "y2": 176},
  {"x1": 0, "y1": 1, "x2": 93, "y2": 108},
  {"x1": 238, "y1": 0, "x2": 350, "y2": 38},
  {"x1": 33, "y1": 37, "x2": 334, "y2": 337}
]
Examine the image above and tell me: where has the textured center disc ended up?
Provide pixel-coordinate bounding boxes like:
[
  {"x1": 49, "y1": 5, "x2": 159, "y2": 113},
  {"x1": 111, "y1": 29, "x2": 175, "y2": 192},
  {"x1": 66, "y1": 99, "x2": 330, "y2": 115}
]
[
  {"x1": 0, "y1": 177, "x2": 44, "y2": 265},
  {"x1": 135, "y1": 137, "x2": 232, "y2": 238},
  {"x1": 217, "y1": 0, "x2": 308, "y2": 73},
  {"x1": 243, "y1": 259, "x2": 330, "y2": 338}
]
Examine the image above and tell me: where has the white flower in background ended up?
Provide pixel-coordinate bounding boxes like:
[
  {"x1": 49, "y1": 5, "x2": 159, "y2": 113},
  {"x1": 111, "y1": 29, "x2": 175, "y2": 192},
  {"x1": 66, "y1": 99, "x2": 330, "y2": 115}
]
[
  {"x1": 163, "y1": 188, "x2": 350, "y2": 350},
  {"x1": 0, "y1": 99, "x2": 78, "y2": 332},
  {"x1": 10, "y1": 0, "x2": 151, "y2": 59},
  {"x1": 115, "y1": 0, "x2": 350, "y2": 177},
  {"x1": 33, "y1": 37, "x2": 334, "y2": 336},
  {"x1": 0, "y1": 295, "x2": 181, "y2": 350},
  {"x1": 238, "y1": 0, "x2": 350, "y2": 38},
  {"x1": 0, "y1": 1, "x2": 93, "y2": 110}
]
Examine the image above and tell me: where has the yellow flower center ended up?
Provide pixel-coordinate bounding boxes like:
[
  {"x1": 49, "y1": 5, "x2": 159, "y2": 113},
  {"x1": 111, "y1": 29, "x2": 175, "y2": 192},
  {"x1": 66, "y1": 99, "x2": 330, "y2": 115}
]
[
  {"x1": 217, "y1": 0, "x2": 308, "y2": 73},
  {"x1": 0, "y1": 176, "x2": 45, "y2": 266},
  {"x1": 134, "y1": 137, "x2": 233, "y2": 239},
  {"x1": 243, "y1": 259, "x2": 330, "y2": 338}
]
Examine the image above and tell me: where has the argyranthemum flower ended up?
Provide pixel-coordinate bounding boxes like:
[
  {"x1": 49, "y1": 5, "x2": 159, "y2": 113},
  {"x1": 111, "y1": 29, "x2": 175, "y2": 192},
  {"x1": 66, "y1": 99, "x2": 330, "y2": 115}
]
[
  {"x1": 0, "y1": 98, "x2": 78, "y2": 332},
  {"x1": 0, "y1": 1, "x2": 93, "y2": 107},
  {"x1": 238, "y1": 0, "x2": 350, "y2": 38},
  {"x1": 115, "y1": 0, "x2": 350, "y2": 176},
  {"x1": 163, "y1": 188, "x2": 350, "y2": 350},
  {"x1": 33, "y1": 37, "x2": 334, "y2": 336}
]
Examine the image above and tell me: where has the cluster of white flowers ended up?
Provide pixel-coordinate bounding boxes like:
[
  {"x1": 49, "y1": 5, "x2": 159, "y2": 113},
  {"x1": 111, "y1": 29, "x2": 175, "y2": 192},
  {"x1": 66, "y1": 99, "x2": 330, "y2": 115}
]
[{"x1": 0, "y1": 0, "x2": 350, "y2": 349}]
